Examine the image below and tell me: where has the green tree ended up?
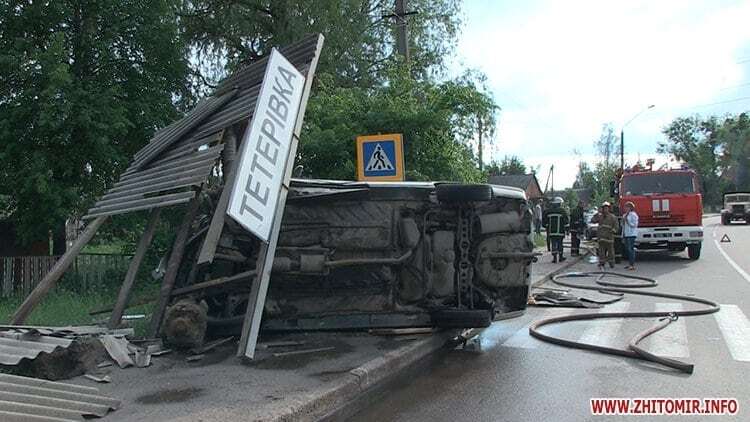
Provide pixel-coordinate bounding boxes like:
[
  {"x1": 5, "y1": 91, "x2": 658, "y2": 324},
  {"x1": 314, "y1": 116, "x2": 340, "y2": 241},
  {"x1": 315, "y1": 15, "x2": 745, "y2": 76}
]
[
  {"x1": 486, "y1": 155, "x2": 527, "y2": 176},
  {"x1": 298, "y1": 68, "x2": 488, "y2": 182},
  {"x1": 179, "y1": 0, "x2": 462, "y2": 91},
  {"x1": 716, "y1": 113, "x2": 750, "y2": 191},
  {"x1": 659, "y1": 115, "x2": 727, "y2": 205},
  {"x1": 0, "y1": 0, "x2": 190, "y2": 244}
]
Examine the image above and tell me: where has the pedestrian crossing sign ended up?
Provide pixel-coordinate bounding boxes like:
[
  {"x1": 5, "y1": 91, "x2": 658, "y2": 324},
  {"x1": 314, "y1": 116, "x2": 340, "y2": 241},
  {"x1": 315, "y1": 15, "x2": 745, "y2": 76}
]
[{"x1": 356, "y1": 133, "x2": 405, "y2": 181}]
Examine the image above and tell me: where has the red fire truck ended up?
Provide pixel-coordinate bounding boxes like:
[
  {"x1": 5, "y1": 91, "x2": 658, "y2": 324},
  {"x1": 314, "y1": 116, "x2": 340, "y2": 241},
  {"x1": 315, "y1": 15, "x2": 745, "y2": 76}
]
[{"x1": 618, "y1": 166, "x2": 703, "y2": 260}]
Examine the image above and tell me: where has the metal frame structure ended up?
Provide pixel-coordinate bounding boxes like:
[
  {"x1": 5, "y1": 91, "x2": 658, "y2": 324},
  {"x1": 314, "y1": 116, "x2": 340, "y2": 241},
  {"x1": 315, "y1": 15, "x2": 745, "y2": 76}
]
[{"x1": 11, "y1": 34, "x2": 325, "y2": 360}]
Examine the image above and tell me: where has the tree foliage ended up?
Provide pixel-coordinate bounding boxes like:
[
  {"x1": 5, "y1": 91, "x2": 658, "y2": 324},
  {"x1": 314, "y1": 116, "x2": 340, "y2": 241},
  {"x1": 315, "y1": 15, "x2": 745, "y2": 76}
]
[
  {"x1": 180, "y1": 0, "x2": 462, "y2": 91},
  {"x1": 486, "y1": 155, "x2": 527, "y2": 177},
  {"x1": 298, "y1": 68, "x2": 486, "y2": 182},
  {"x1": 659, "y1": 112, "x2": 750, "y2": 205},
  {"x1": 0, "y1": 0, "x2": 496, "y2": 245},
  {"x1": 0, "y1": 0, "x2": 190, "y2": 243}
]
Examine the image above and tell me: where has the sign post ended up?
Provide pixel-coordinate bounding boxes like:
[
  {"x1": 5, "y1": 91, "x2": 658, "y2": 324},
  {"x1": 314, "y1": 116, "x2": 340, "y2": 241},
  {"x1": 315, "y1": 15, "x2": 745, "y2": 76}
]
[
  {"x1": 227, "y1": 48, "x2": 308, "y2": 359},
  {"x1": 356, "y1": 134, "x2": 405, "y2": 181}
]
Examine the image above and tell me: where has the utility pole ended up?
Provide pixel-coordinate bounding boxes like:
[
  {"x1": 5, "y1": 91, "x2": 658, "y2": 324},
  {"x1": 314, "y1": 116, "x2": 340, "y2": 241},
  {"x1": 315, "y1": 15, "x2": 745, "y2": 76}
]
[
  {"x1": 384, "y1": 0, "x2": 417, "y2": 63},
  {"x1": 478, "y1": 118, "x2": 484, "y2": 171}
]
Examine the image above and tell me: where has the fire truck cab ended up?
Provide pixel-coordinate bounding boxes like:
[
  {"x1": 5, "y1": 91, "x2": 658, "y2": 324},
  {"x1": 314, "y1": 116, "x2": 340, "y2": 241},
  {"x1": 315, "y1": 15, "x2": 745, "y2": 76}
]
[{"x1": 619, "y1": 167, "x2": 703, "y2": 260}]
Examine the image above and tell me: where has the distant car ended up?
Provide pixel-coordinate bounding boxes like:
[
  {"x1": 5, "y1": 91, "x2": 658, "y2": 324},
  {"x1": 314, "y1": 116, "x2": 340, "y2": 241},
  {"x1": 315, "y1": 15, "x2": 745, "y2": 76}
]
[
  {"x1": 584, "y1": 209, "x2": 598, "y2": 240},
  {"x1": 721, "y1": 192, "x2": 750, "y2": 225}
]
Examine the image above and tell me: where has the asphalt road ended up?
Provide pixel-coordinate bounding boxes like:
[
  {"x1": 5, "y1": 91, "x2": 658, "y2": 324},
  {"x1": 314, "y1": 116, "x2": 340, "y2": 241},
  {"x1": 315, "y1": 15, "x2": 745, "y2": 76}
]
[{"x1": 349, "y1": 216, "x2": 750, "y2": 422}]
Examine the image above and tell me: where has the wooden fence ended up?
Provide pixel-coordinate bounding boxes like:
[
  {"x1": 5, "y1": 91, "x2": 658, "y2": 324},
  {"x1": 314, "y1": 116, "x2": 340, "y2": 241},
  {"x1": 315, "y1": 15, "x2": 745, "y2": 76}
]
[{"x1": 0, "y1": 253, "x2": 131, "y2": 298}]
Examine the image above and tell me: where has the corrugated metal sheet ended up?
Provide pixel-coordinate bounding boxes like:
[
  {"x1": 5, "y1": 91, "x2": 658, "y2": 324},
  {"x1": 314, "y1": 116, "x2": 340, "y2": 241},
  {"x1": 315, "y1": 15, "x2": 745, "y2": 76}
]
[
  {"x1": 0, "y1": 332, "x2": 73, "y2": 366},
  {"x1": 0, "y1": 373, "x2": 120, "y2": 421},
  {"x1": 82, "y1": 33, "x2": 324, "y2": 220}
]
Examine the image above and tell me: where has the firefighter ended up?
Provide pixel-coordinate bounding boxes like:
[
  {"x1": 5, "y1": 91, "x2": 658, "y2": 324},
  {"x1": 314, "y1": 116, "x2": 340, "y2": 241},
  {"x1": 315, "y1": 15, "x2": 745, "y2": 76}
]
[
  {"x1": 543, "y1": 197, "x2": 569, "y2": 263},
  {"x1": 592, "y1": 201, "x2": 619, "y2": 269},
  {"x1": 569, "y1": 200, "x2": 585, "y2": 256}
]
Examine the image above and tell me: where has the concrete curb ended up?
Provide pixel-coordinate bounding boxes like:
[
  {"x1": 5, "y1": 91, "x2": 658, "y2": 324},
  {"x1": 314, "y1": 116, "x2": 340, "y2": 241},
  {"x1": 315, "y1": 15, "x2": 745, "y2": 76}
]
[
  {"x1": 266, "y1": 254, "x2": 588, "y2": 421},
  {"x1": 267, "y1": 331, "x2": 456, "y2": 422}
]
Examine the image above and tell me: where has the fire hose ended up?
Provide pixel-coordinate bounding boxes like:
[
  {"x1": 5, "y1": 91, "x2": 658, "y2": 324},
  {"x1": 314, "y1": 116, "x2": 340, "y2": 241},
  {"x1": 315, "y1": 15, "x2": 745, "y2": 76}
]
[{"x1": 528, "y1": 271, "x2": 720, "y2": 374}]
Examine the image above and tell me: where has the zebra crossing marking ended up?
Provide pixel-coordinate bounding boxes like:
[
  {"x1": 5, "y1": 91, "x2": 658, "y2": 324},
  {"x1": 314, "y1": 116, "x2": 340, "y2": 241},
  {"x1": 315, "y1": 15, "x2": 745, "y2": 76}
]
[
  {"x1": 714, "y1": 304, "x2": 750, "y2": 362},
  {"x1": 498, "y1": 302, "x2": 750, "y2": 363},
  {"x1": 643, "y1": 303, "x2": 689, "y2": 358},
  {"x1": 576, "y1": 301, "x2": 631, "y2": 346}
]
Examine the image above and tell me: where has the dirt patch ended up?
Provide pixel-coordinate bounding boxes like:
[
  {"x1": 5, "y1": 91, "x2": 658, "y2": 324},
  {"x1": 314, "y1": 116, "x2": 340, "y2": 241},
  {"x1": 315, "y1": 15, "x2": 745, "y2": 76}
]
[{"x1": 136, "y1": 387, "x2": 205, "y2": 405}]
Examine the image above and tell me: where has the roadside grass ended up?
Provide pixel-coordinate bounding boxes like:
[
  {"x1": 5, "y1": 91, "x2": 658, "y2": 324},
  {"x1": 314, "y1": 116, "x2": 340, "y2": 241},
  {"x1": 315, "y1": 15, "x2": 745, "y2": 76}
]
[{"x1": 0, "y1": 288, "x2": 156, "y2": 337}]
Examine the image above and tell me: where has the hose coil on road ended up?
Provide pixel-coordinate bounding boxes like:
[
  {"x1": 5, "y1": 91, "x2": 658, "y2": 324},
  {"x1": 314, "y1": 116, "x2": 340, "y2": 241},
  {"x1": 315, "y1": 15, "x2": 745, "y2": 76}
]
[{"x1": 528, "y1": 271, "x2": 720, "y2": 374}]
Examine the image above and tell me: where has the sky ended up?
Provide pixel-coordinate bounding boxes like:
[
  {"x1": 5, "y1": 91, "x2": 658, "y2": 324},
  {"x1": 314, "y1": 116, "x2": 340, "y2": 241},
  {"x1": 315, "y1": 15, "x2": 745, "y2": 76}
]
[{"x1": 450, "y1": 0, "x2": 750, "y2": 188}]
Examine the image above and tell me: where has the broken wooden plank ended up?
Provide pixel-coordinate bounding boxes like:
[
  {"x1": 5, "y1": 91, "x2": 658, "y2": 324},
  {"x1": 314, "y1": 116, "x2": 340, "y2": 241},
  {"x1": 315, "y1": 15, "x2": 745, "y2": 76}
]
[
  {"x1": 108, "y1": 208, "x2": 161, "y2": 329},
  {"x1": 170, "y1": 270, "x2": 256, "y2": 297},
  {"x1": 192, "y1": 337, "x2": 234, "y2": 355},
  {"x1": 186, "y1": 354, "x2": 204, "y2": 362},
  {"x1": 148, "y1": 192, "x2": 203, "y2": 338},
  {"x1": 258, "y1": 340, "x2": 306, "y2": 349},
  {"x1": 272, "y1": 346, "x2": 335, "y2": 358},
  {"x1": 100, "y1": 335, "x2": 134, "y2": 368},
  {"x1": 84, "y1": 374, "x2": 112, "y2": 383},
  {"x1": 196, "y1": 131, "x2": 238, "y2": 265},
  {"x1": 11, "y1": 216, "x2": 108, "y2": 324}
]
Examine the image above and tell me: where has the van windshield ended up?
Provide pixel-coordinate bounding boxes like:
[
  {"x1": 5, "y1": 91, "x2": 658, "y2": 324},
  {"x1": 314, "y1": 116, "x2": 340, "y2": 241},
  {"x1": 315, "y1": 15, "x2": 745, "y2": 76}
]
[{"x1": 621, "y1": 173, "x2": 694, "y2": 195}]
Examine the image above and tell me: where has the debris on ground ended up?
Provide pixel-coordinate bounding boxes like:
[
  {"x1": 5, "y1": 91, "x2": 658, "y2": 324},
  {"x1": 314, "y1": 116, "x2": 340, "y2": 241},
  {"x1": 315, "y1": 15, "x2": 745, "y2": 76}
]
[
  {"x1": 0, "y1": 373, "x2": 121, "y2": 419},
  {"x1": 84, "y1": 374, "x2": 112, "y2": 383},
  {"x1": 186, "y1": 354, "x2": 205, "y2": 362},
  {"x1": 258, "y1": 340, "x2": 306, "y2": 349},
  {"x1": 272, "y1": 346, "x2": 336, "y2": 358},
  {"x1": 162, "y1": 298, "x2": 208, "y2": 350}
]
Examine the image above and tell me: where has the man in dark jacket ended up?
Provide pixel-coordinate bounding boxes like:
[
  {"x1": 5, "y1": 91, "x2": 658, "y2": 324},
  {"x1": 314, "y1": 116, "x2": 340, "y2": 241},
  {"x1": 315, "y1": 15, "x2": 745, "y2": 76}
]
[{"x1": 543, "y1": 197, "x2": 569, "y2": 263}]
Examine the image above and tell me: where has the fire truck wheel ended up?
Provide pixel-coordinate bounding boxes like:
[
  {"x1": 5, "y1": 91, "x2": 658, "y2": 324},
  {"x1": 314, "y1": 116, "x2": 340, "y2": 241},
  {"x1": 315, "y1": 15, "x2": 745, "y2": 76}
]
[
  {"x1": 687, "y1": 244, "x2": 701, "y2": 260},
  {"x1": 436, "y1": 184, "x2": 493, "y2": 203}
]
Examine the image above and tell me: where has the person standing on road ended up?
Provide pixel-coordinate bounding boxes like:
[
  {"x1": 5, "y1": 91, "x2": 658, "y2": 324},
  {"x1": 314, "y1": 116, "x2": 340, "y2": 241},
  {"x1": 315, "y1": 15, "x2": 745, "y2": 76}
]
[
  {"x1": 622, "y1": 201, "x2": 639, "y2": 270},
  {"x1": 570, "y1": 200, "x2": 585, "y2": 256},
  {"x1": 592, "y1": 201, "x2": 619, "y2": 269},
  {"x1": 543, "y1": 197, "x2": 568, "y2": 263},
  {"x1": 533, "y1": 201, "x2": 543, "y2": 235}
]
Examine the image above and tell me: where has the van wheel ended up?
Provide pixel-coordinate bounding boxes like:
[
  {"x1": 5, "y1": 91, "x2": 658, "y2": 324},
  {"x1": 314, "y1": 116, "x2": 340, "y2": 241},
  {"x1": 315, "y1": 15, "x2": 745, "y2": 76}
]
[
  {"x1": 687, "y1": 244, "x2": 701, "y2": 260},
  {"x1": 436, "y1": 184, "x2": 493, "y2": 203}
]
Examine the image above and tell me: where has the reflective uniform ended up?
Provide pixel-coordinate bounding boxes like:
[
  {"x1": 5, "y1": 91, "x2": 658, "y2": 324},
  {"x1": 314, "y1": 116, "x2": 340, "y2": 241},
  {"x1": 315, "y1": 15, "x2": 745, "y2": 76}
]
[
  {"x1": 544, "y1": 206, "x2": 569, "y2": 263},
  {"x1": 592, "y1": 212, "x2": 619, "y2": 267},
  {"x1": 570, "y1": 205, "x2": 585, "y2": 256}
]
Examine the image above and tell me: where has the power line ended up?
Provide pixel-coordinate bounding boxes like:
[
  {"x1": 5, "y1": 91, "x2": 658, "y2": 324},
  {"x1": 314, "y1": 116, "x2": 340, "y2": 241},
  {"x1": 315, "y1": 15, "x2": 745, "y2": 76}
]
[
  {"x1": 689, "y1": 96, "x2": 750, "y2": 108},
  {"x1": 719, "y1": 82, "x2": 750, "y2": 91}
]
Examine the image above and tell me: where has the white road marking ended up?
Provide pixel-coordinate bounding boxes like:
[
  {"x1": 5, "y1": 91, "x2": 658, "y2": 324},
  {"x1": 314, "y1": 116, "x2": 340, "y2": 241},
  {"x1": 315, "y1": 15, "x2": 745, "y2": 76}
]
[
  {"x1": 643, "y1": 303, "x2": 689, "y2": 358},
  {"x1": 713, "y1": 239, "x2": 750, "y2": 284},
  {"x1": 501, "y1": 308, "x2": 574, "y2": 349},
  {"x1": 577, "y1": 301, "x2": 631, "y2": 346},
  {"x1": 714, "y1": 304, "x2": 750, "y2": 362}
]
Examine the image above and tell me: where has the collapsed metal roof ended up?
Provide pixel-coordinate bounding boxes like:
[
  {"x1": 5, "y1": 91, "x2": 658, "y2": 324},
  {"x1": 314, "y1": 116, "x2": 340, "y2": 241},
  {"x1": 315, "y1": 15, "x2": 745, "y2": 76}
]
[
  {"x1": 0, "y1": 373, "x2": 121, "y2": 421},
  {"x1": 0, "y1": 331, "x2": 73, "y2": 366},
  {"x1": 84, "y1": 33, "x2": 324, "y2": 219}
]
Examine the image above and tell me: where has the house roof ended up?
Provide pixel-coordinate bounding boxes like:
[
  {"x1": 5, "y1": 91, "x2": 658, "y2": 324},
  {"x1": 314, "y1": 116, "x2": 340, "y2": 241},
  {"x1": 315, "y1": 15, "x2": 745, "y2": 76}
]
[{"x1": 83, "y1": 34, "x2": 324, "y2": 219}]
